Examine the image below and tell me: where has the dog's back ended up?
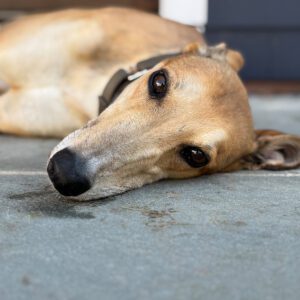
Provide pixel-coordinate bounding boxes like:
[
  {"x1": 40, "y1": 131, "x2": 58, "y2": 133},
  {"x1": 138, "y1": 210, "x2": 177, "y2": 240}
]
[{"x1": 0, "y1": 7, "x2": 203, "y2": 136}]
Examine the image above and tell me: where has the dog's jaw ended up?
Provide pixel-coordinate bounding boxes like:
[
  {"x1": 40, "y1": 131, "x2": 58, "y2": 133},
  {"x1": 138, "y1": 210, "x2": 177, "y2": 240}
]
[{"x1": 61, "y1": 168, "x2": 166, "y2": 201}]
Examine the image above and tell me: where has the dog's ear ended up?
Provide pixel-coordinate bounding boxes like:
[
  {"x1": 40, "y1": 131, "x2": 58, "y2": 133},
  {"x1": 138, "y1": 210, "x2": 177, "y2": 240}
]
[
  {"x1": 225, "y1": 47, "x2": 245, "y2": 72},
  {"x1": 227, "y1": 130, "x2": 300, "y2": 171},
  {"x1": 183, "y1": 42, "x2": 244, "y2": 72}
]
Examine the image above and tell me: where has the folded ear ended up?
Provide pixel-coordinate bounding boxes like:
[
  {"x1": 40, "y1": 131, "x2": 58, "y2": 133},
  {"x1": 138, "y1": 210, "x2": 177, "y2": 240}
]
[
  {"x1": 226, "y1": 47, "x2": 245, "y2": 72},
  {"x1": 240, "y1": 130, "x2": 300, "y2": 170},
  {"x1": 183, "y1": 42, "x2": 244, "y2": 72}
]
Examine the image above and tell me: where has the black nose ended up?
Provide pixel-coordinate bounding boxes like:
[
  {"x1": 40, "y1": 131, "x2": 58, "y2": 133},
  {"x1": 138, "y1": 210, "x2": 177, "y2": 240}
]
[{"x1": 47, "y1": 148, "x2": 91, "y2": 196}]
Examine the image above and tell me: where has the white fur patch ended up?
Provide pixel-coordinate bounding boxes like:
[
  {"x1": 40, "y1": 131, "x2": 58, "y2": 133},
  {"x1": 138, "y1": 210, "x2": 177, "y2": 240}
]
[{"x1": 202, "y1": 129, "x2": 227, "y2": 147}]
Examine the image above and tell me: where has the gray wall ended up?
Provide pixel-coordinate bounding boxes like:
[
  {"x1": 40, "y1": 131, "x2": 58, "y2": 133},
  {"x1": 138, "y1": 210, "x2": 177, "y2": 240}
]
[{"x1": 206, "y1": 0, "x2": 300, "y2": 80}]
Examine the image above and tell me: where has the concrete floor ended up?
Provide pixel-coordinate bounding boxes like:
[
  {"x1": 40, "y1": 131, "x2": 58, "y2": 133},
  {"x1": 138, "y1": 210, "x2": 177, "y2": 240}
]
[{"x1": 0, "y1": 95, "x2": 300, "y2": 300}]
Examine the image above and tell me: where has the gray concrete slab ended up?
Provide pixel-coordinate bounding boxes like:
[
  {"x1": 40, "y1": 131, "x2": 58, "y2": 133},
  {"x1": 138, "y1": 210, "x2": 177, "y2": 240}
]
[
  {"x1": 0, "y1": 95, "x2": 300, "y2": 300},
  {"x1": 251, "y1": 94, "x2": 300, "y2": 135}
]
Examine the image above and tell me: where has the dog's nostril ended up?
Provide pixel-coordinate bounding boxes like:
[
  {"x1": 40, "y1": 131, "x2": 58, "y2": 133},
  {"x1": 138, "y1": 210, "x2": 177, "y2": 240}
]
[
  {"x1": 47, "y1": 148, "x2": 75, "y2": 179},
  {"x1": 47, "y1": 148, "x2": 91, "y2": 197}
]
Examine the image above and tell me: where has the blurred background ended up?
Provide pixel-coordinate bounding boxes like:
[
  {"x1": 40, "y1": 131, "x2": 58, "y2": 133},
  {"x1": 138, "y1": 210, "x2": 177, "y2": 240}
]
[{"x1": 0, "y1": 0, "x2": 299, "y2": 93}]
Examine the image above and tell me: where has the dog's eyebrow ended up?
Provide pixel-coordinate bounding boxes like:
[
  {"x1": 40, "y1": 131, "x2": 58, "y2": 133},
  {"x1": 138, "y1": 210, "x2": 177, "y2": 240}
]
[
  {"x1": 174, "y1": 79, "x2": 184, "y2": 90},
  {"x1": 202, "y1": 129, "x2": 227, "y2": 147},
  {"x1": 202, "y1": 144, "x2": 213, "y2": 153}
]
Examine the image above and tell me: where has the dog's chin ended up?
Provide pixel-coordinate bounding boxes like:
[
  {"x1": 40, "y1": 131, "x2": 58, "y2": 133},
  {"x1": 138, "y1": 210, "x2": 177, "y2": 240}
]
[
  {"x1": 60, "y1": 185, "x2": 134, "y2": 201},
  {"x1": 55, "y1": 170, "x2": 166, "y2": 201}
]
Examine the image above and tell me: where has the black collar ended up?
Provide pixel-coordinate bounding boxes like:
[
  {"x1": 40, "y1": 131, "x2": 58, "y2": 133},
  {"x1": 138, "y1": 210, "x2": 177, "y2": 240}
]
[{"x1": 98, "y1": 52, "x2": 180, "y2": 114}]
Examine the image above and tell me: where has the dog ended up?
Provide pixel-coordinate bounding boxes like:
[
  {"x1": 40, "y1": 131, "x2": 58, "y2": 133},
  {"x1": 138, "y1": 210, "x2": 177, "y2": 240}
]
[{"x1": 0, "y1": 7, "x2": 299, "y2": 200}]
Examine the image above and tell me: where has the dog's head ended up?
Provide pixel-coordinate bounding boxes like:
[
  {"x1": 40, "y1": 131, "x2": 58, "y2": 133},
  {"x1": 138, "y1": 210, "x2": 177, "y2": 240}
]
[{"x1": 47, "y1": 43, "x2": 300, "y2": 200}]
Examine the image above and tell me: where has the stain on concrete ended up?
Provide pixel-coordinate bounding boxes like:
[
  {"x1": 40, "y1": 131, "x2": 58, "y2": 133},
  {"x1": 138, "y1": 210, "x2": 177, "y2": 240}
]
[
  {"x1": 8, "y1": 186, "x2": 96, "y2": 220},
  {"x1": 141, "y1": 208, "x2": 177, "y2": 231},
  {"x1": 9, "y1": 189, "x2": 56, "y2": 200},
  {"x1": 212, "y1": 218, "x2": 248, "y2": 228},
  {"x1": 234, "y1": 221, "x2": 247, "y2": 227},
  {"x1": 116, "y1": 206, "x2": 193, "y2": 231},
  {"x1": 142, "y1": 208, "x2": 176, "y2": 219},
  {"x1": 0, "y1": 222, "x2": 17, "y2": 233},
  {"x1": 21, "y1": 275, "x2": 31, "y2": 286},
  {"x1": 111, "y1": 205, "x2": 192, "y2": 230}
]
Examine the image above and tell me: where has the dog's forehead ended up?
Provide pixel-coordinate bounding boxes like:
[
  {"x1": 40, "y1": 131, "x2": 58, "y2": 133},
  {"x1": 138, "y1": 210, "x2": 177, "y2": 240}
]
[
  {"x1": 155, "y1": 54, "x2": 237, "y2": 101},
  {"x1": 161, "y1": 55, "x2": 233, "y2": 89},
  {"x1": 162, "y1": 54, "x2": 228, "y2": 76}
]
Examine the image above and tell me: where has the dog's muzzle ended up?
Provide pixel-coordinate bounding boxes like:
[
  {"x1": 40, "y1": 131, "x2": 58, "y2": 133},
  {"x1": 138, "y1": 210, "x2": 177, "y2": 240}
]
[{"x1": 47, "y1": 148, "x2": 91, "y2": 196}]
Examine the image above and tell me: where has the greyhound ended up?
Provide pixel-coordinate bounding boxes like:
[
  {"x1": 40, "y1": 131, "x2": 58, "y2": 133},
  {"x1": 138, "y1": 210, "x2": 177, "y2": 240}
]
[{"x1": 0, "y1": 8, "x2": 299, "y2": 200}]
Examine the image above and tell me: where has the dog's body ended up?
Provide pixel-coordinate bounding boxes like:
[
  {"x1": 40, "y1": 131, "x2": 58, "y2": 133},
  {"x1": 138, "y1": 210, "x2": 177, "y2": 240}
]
[
  {"x1": 0, "y1": 8, "x2": 299, "y2": 200},
  {"x1": 0, "y1": 7, "x2": 203, "y2": 137}
]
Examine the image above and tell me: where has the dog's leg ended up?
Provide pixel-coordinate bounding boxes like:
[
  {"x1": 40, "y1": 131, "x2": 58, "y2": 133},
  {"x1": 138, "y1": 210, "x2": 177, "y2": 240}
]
[{"x1": 0, "y1": 87, "x2": 89, "y2": 137}]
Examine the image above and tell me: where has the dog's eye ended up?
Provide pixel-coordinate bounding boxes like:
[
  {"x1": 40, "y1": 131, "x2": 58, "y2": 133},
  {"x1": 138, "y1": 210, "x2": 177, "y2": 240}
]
[
  {"x1": 180, "y1": 146, "x2": 210, "y2": 168},
  {"x1": 148, "y1": 69, "x2": 168, "y2": 99}
]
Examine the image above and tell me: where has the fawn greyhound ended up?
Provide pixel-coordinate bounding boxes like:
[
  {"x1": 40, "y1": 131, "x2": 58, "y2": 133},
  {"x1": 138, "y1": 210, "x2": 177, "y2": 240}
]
[{"x1": 0, "y1": 8, "x2": 299, "y2": 200}]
